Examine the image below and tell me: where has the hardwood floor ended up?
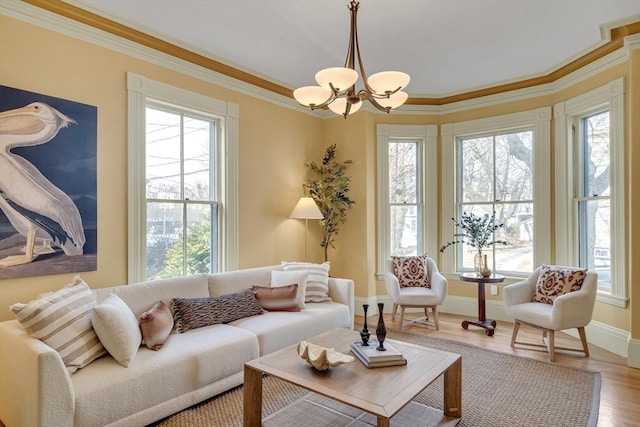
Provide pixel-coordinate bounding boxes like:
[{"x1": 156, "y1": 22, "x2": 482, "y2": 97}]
[{"x1": 357, "y1": 312, "x2": 640, "y2": 427}]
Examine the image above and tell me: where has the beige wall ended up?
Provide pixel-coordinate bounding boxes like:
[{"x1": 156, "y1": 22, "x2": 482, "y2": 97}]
[{"x1": 0, "y1": 13, "x2": 638, "y2": 345}]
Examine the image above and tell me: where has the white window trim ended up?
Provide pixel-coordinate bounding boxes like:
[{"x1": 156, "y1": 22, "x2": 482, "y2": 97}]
[
  {"x1": 126, "y1": 72, "x2": 239, "y2": 283},
  {"x1": 441, "y1": 107, "x2": 552, "y2": 276},
  {"x1": 376, "y1": 124, "x2": 438, "y2": 279},
  {"x1": 554, "y1": 77, "x2": 627, "y2": 307}
]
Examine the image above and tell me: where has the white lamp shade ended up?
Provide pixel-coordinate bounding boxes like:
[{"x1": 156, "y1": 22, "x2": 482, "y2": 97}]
[
  {"x1": 367, "y1": 71, "x2": 410, "y2": 94},
  {"x1": 289, "y1": 197, "x2": 323, "y2": 219},
  {"x1": 293, "y1": 86, "x2": 332, "y2": 107},
  {"x1": 315, "y1": 67, "x2": 358, "y2": 91},
  {"x1": 328, "y1": 98, "x2": 362, "y2": 116},
  {"x1": 377, "y1": 91, "x2": 408, "y2": 109}
]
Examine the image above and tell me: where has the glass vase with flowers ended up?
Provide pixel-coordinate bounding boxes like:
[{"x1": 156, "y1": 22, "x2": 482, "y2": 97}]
[{"x1": 440, "y1": 211, "x2": 507, "y2": 276}]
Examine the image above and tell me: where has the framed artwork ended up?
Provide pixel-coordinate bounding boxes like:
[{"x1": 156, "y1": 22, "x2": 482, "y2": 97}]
[{"x1": 0, "y1": 85, "x2": 97, "y2": 279}]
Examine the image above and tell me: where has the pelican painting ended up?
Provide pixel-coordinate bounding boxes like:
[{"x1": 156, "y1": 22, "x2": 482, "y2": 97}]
[{"x1": 0, "y1": 100, "x2": 89, "y2": 269}]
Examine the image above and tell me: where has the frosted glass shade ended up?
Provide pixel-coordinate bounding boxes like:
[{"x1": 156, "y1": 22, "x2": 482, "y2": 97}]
[
  {"x1": 289, "y1": 197, "x2": 323, "y2": 219},
  {"x1": 328, "y1": 98, "x2": 362, "y2": 116},
  {"x1": 367, "y1": 71, "x2": 410, "y2": 94},
  {"x1": 315, "y1": 67, "x2": 358, "y2": 91},
  {"x1": 377, "y1": 91, "x2": 408, "y2": 109},
  {"x1": 293, "y1": 86, "x2": 332, "y2": 107}
]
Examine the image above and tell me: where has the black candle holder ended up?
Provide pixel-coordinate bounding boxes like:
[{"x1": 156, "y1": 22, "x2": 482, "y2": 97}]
[
  {"x1": 375, "y1": 302, "x2": 386, "y2": 351},
  {"x1": 360, "y1": 304, "x2": 371, "y2": 346}
]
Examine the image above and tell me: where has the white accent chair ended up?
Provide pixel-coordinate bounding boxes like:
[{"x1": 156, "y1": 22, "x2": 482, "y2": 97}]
[
  {"x1": 503, "y1": 266, "x2": 598, "y2": 362},
  {"x1": 384, "y1": 257, "x2": 448, "y2": 330}
]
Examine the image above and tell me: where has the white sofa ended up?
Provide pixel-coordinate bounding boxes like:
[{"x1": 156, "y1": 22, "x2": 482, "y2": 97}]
[{"x1": 0, "y1": 264, "x2": 354, "y2": 427}]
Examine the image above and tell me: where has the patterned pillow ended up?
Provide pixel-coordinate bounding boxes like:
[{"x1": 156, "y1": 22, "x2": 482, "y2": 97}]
[
  {"x1": 92, "y1": 294, "x2": 142, "y2": 367},
  {"x1": 281, "y1": 261, "x2": 332, "y2": 303},
  {"x1": 252, "y1": 284, "x2": 300, "y2": 312},
  {"x1": 172, "y1": 289, "x2": 264, "y2": 333},
  {"x1": 533, "y1": 264, "x2": 587, "y2": 304},
  {"x1": 10, "y1": 277, "x2": 106, "y2": 374},
  {"x1": 139, "y1": 301, "x2": 174, "y2": 351},
  {"x1": 391, "y1": 255, "x2": 431, "y2": 288}
]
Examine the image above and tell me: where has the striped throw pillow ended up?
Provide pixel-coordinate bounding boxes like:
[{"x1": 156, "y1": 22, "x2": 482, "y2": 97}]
[
  {"x1": 10, "y1": 277, "x2": 106, "y2": 374},
  {"x1": 281, "y1": 261, "x2": 332, "y2": 303}
]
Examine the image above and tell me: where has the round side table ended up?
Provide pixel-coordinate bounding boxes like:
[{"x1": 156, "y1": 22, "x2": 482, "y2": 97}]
[{"x1": 458, "y1": 273, "x2": 505, "y2": 336}]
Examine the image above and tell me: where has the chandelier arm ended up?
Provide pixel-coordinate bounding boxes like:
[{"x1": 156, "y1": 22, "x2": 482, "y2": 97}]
[{"x1": 357, "y1": 89, "x2": 392, "y2": 113}]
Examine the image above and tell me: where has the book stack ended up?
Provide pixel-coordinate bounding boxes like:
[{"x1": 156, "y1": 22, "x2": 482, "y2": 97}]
[{"x1": 350, "y1": 340, "x2": 407, "y2": 368}]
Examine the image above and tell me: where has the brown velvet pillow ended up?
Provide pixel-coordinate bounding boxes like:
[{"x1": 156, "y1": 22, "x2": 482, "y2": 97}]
[
  {"x1": 252, "y1": 284, "x2": 300, "y2": 312},
  {"x1": 139, "y1": 301, "x2": 174, "y2": 350}
]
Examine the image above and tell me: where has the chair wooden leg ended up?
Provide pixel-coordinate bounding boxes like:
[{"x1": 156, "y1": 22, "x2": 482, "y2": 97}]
[
  {"x1": 391, "y1": 303, "x2": 398, "y2": 321},
  {"x1": 431, "y1": 306, "x2": 439, "y2": 331},
  {"x1": 399, "y1": 306, "x2": 406, "y2": 328},
  {"x1": 424, "y1": 307, "x2": 429, "y2": 320},
  {"x1": 548, "y1": 330, "x2": 555, "y2": 362},
  {"x1": 578, "y1": 327, "x2": 590, "y2": 357},
  {"x1": 510, "y1": 321, "x2": 521, "y2": 347}
]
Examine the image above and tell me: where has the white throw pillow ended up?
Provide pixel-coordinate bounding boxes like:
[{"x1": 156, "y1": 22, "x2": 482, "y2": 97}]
[
  {"x1": 281, "y1": 261, "x2": 332, "y2": 303},
  {"x1": 270, "y1": 270, "x2": 308, "y2": 309},
  {"x1": 92, "y1": 294, "x2": 142, "y2": 367}
]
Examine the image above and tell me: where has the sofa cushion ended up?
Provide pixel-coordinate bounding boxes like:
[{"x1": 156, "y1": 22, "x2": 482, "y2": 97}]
[
  {"x1": 92, "y1": 294, "x2": 142, "y2": 367},
  {"x1": 391, "y1": 255, "x2": 431, "y2": 288},
  {"x1": 71, "y1": 324, "x2": 259, "y2": 427},
  {"x1": 281, "y1": 261, "x2": 332, "y2": 303},
  {"x1": 252, "y1": 284, "x2": 300, "y2": 312},
  {"x1": 139, "y1": 301, "x2": 174, "y2": 350},
  {"x1": 93, "y1": 274, "x2": 210, "y2": 318},
  {"x1": 172, "y1": 289, "x2": 264, "y2": 333},
  {"x1": 270, "y1": 270, "x2": 308, "y2": 308},
  {"x1": 533, "y1": 264, "x2": 587, "y2": 304},
  {"x1": 10, "y1": 276, "x2": 106, "y2": 374},
  {"x1": 230, "y1": 302, "x2": 351, "y2": 355}
]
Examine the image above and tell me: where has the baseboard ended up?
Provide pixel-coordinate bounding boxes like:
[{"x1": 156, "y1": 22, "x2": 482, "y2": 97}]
[{"x1": 360, "y1": 294, "x2": 634, "y2": 363}]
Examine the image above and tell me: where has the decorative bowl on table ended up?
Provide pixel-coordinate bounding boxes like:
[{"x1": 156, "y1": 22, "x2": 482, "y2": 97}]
[{"x1": 296, "y1": 341, "x2": 354, "y2": 371}]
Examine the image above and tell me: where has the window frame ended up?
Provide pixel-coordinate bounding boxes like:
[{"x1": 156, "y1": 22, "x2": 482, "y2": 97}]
[
  {"x1": 554, "y1": 77, "x2": 627, "y2": 307},
  {"x1": 127, "y1": 73, "x2": 239, "y2": 283},
  {"x1": 441, "y1": 108, "x2": 552, "y2": 277},
  {"x1": 376, "y1": 124, "x2": 438, "y2": 279}
]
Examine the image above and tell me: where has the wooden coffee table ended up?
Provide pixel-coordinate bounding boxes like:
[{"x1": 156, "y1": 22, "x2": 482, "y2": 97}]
[{"x1": 243, "y1": 328, "x2": 461, "y2": 427}]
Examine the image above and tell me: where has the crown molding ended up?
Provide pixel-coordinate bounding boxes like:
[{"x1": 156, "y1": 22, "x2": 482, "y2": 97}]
[{"x1": 3, "y1": 0, "x2": 639, "y2": 117}]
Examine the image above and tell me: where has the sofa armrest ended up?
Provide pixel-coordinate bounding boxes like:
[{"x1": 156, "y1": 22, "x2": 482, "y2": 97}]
[
  {"x1": 0, "y1": 320, "x2": 74, "y2": 427},
  {"x1": 328, "y1": 278, "x2": 355, "y2": 330}
]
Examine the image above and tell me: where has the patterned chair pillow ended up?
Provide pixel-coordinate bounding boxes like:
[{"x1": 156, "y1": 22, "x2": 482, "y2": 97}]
[
  {"x1": 391, "y1": 255, "x2": 431, "y2": 288},
  {"x1": 532, "y1": 264, "x2": 587, "y2": 304},
  {"x1": 172, "y1": 289, "x2": 264, "y2": 333},
  {"x1": 10, "y1": 277, "x2": 107, "y2": 374}
]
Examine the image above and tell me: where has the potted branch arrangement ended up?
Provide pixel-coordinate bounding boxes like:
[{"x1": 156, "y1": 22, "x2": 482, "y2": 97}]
[
  {"x1": 304, "y1": 144, "x2": 355, "y2": 262},
  {"x1": 440, "y1": 211, "x2": 507, "y2": 276}
]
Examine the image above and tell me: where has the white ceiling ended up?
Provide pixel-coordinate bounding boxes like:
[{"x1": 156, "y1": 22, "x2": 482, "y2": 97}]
[{"x1": 76, "y1": 0, "x2": 640, "y2": 98}]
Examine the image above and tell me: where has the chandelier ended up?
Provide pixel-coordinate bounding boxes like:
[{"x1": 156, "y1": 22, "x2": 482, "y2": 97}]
[{"x1": 293, "y1": 1, "x2": 410, "y2": 118}]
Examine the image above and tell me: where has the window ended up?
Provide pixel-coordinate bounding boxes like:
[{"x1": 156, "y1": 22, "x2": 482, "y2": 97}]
[
  {"x1": 127, "y1": 73, "x2": 239, "y2": 282},
  {"x1": 376, "y1": 125, "x2": 438, "y2": 278},
  {"x1": 457, "y1": 129, "x2": 534, "y2": 274},
  {"x1": 555, "y1": 78, "x2": 626, "y2": 307},
  {"x1": 441, "y1": 108, "x2": 551, "y2": 276},
  {"x1": 145, "y1": 104, "x2": 219, "y2": 279}
]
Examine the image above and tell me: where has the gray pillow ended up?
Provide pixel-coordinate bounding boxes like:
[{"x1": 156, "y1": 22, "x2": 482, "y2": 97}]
[{"x1": 172, "y1": 289, "x2": 264, "y2": 333}]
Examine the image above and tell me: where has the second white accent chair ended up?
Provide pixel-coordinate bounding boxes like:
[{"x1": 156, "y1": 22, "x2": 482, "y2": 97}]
[{"x1": 384, "y1": 256, "x2": 448, "y2": 330}]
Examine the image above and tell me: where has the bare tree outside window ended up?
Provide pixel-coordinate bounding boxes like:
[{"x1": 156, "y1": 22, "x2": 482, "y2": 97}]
[
  {"x1": 458, "y1": 130, "x2": 534, "y2": 274},
  {"x1": 578, "y1": 110, "x2": 610, "y2": 286},
  {"x1": 388, "y1": 141, "x2": 420, "y2": 255}
]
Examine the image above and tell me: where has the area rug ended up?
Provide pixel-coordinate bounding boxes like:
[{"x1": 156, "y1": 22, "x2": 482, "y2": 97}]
[{"x1": 152, "y1": 330, "x2": 601, "y2": 427}]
